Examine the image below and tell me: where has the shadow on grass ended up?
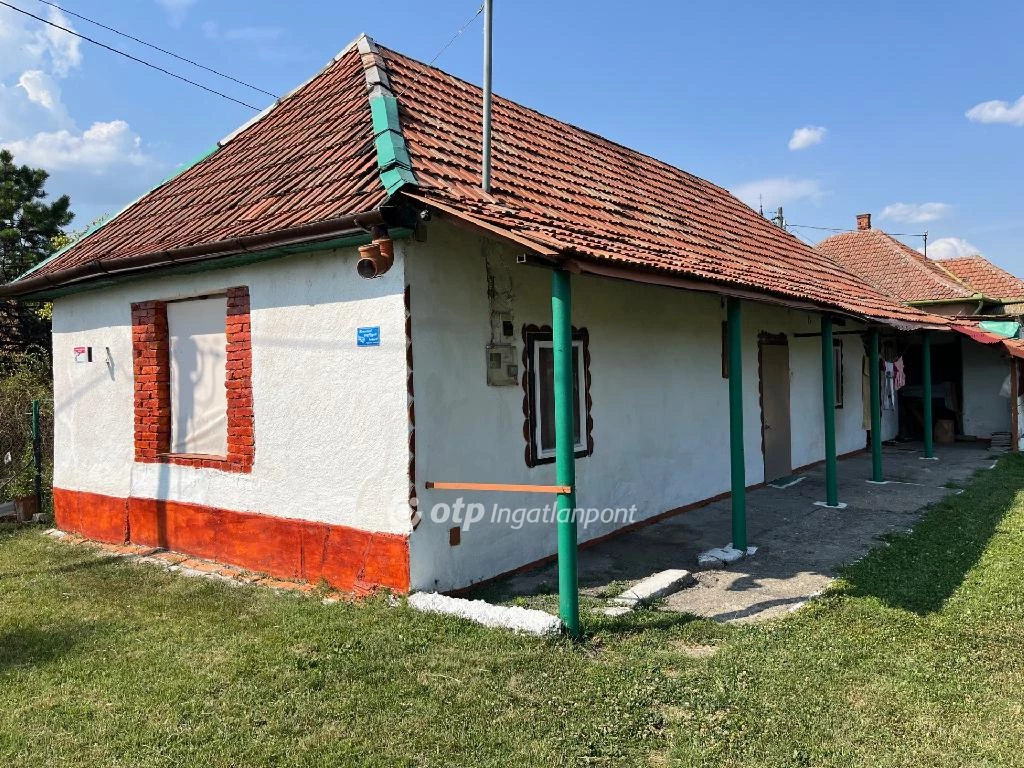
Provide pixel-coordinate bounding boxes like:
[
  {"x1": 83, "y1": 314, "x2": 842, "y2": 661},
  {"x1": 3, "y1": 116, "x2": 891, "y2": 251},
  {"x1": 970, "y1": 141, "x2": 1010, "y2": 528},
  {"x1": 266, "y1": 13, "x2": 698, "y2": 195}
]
[
  {"x1": 0, "y1": 625, "x2": 97, "y2": 670},
  {"x1": 0, "y1": 554, "x2": 126, "y2": 581},
  {"x1": 837, "y1": 454, "x2": 1024, "y2": 615}
]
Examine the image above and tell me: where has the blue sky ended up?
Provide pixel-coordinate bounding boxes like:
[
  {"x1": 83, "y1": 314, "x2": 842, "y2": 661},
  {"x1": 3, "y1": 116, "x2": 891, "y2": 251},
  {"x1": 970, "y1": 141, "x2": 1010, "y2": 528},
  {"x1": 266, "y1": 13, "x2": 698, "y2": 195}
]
[{"x1": 1, "y1": 0, "x2": 1022, "y2": 271}]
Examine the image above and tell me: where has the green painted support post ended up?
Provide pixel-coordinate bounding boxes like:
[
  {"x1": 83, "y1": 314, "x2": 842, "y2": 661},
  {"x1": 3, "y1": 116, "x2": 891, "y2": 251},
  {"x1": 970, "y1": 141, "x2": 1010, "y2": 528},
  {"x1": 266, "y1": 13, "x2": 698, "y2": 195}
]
[
  {"x1": 727, "y1": 298, "x2": 746, "y2": 550},
  {"x1": 551, "y1": 269, "x2": 579, "y2": 636},
  {"x1": 31, "y1": 399, "x2": 42, "y2": 513},
  {"x1": 869, "y1": 329, "x2": 883, "y2": 482},
  {"x1": 821, "y1": 316, "x2": 839, "y2": 506},
  {"x1": 922, "y1": 332, "x2": 934, "y2": 459}
]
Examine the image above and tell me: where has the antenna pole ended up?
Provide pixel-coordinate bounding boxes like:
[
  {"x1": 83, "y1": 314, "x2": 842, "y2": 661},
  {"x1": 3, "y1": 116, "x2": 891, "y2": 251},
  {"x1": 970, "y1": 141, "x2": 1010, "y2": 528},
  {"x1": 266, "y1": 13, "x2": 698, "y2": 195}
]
[{"x1": 481, "y1": 0, "x2": 493, "y2": 192}]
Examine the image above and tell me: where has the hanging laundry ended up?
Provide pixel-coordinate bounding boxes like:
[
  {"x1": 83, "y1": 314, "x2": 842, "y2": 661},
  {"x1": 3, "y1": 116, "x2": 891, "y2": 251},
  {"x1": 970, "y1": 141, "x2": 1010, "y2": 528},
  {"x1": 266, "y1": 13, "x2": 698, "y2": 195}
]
[
  {"x1": 893, "y1": 357, "x2": 906, "y2": 390},
  {"x1": 883, "y1": 362, "x2": 896, "y2": 410}
]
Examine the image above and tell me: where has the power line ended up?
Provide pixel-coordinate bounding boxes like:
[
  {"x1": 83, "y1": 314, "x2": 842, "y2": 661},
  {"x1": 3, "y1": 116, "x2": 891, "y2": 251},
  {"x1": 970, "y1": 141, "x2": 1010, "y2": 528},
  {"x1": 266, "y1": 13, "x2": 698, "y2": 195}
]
[
  {"x1": 788, "y1": 223, "x2": 928, "y2": 238},
  {"x1": 35, "y1": 0, "x2": 279, "y2": 99},
  {"x1": 396, "y1": 3, "x2": 484, "y2": 97},
  {"x1": 0, "y1": 0, "x2": 263, "y2": 110}
]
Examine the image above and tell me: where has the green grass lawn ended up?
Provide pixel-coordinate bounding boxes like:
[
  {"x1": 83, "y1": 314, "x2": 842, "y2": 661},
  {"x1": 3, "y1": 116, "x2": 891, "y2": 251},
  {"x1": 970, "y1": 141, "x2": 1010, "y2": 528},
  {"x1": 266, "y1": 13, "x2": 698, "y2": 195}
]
[{"x1": 2, "y1": 457, "x2": 1024, "y2": 767}]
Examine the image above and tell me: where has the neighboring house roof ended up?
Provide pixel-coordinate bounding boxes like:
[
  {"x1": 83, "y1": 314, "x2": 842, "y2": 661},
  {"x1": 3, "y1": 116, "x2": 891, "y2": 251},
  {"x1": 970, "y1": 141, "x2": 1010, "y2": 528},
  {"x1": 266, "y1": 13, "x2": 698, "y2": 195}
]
[
  {"x1": 939, "y1": 256, "x2": 1024, "y2": 302},
  {"x1": 817, "y1": 228, "x2": 977, "y2": 304},
  {"x1": 0, "y1": 36, "x2": 937, "y2": 328}
]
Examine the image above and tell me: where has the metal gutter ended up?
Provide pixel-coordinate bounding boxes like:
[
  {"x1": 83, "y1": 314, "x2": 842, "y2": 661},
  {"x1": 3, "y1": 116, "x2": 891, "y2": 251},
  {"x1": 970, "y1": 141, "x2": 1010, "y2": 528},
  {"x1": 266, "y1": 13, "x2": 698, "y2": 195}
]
[
  {"x1": 907, "y1": 293, "x2": 990, "y2": 306},
  {"x1": 0, "y1": 211, "x2": 388, "y2": 300}
]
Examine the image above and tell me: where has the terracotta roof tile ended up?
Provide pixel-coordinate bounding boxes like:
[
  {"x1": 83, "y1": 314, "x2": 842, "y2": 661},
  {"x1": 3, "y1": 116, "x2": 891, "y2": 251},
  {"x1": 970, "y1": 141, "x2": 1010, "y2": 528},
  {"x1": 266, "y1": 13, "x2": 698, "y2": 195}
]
[
  {"x1": 11, "y1": 37, "x2": 937, "y2": 327},
  {"x1": 938, "y1": 256, "x2": 1024, "y2": 301},
  {"x1": 25, "y1": 48, "x2": 385, "y2": 279},
  {"x1": 378, "y1": 47, "x2": 931, "y2": 324},
  {"x1": 816, "y1": 229, "x2": 975, "y2": 303}
]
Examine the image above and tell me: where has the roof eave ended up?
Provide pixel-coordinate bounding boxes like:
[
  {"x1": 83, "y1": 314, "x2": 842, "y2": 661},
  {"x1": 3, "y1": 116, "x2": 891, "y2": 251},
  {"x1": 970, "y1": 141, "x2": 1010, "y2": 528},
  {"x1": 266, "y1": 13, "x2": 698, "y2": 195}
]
[{"x1": 0, "y1": 210, "x2": 388, "y2": 300}]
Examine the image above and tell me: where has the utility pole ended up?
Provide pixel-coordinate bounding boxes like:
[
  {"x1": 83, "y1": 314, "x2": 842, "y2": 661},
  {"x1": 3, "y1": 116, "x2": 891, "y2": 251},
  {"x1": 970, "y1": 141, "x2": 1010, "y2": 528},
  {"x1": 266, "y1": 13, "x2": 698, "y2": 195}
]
[
  {"x1": 481, "y1": 0, "x2": 493, "y2": 192},
  {"x1": 771, "y1": 206, "x2": 785, "y2": 229}
]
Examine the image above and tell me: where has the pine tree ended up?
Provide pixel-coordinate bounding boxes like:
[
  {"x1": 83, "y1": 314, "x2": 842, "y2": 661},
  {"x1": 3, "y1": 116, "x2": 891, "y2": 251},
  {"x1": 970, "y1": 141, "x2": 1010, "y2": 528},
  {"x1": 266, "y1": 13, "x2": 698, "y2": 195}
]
[{"x1": 0, "y1": 149, "x2": 73, "y2": 352}]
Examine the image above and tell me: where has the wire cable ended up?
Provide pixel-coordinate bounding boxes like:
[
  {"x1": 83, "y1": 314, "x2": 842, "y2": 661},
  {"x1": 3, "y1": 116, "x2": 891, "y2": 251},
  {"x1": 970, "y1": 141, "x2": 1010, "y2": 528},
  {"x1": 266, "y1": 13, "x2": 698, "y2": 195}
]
[
  {"x1": 395, "y1": 3, "x2": 484, "y2": 97},
  {"x1": 0, "y1": 0, "x2": 263, "y2": 110},
  {"x1": 34, "y1": 0, "x2": 279, "y2": 99}
]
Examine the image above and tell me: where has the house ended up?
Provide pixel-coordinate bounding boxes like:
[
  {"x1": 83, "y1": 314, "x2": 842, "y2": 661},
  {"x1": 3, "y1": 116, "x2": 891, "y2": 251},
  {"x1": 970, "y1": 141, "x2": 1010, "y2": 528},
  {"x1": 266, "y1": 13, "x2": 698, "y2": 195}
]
[
  {"x1": 0, "y1": 36, "x2": 977, "y2": 614},
  {"x1": 939, "y1": 256, "x2": 1024, "y2": 318},
  {"x1": 819, "y1": 214, "x2": 1023, "y2": 445}
]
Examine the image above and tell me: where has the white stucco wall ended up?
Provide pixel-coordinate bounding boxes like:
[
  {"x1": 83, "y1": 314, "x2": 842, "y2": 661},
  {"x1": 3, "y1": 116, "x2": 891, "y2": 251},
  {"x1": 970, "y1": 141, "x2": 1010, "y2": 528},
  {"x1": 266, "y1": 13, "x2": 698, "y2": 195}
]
[
  {"x1": 961, "y1": 338, "x2": 1011, "y2": 439},
  {"x1": 405, "y1": 224, "x2": 868, "y2": 592},
  {"x1": 51, "y1": 244, "x2": 412, "y2": 535}
]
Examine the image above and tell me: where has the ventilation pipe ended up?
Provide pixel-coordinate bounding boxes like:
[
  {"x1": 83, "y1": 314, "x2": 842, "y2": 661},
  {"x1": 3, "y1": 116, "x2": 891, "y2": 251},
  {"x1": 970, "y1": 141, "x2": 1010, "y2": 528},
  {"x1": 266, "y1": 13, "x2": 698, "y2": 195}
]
[
  {"x1": 481, "y1": 0, "x2": 493, "y2": 192},
  {"x1": 357, "y1": 226, "x2": 394, "y2": 278}
]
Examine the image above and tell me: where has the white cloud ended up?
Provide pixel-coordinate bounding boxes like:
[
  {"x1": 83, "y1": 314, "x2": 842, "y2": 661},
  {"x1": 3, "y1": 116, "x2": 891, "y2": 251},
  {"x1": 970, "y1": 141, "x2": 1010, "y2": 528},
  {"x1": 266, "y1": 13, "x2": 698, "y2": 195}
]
[
  {"x1": 201, "y1": 21, "x2": 284, "y2": 42},
  {"x1": 156, "y1": 0, "x2": 198, "y2": 27},
  {"x1": 17, "y1": 69, "x2": 61, "y2": 113},
  {"x1": 731, "y1": 177, "x2": 826, "y2": 209},
  {"x1": 788, "y1": 125, "x2": 827, "y2": 151},
  {"x1": 923, "y1": 237, "x2": 981, "y2": 260},
  {"x1": 2, "y1": 120, "x2": 153, "y2": 172},
  {"x1": 0, "y1": 5, "x2": 80, "y2": 79},
  {"x1": 966, "y1": 96, "x2": 1024, "y2": 126},
  {"x1": 880, "y1": 202, "x2": 952, "y2": 224}
]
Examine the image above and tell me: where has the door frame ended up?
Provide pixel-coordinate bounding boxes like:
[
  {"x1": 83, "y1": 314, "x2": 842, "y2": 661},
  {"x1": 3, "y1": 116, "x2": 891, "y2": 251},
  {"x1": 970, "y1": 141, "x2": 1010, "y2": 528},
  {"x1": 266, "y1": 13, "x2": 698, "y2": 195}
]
[{"x1": 757, "y1": 332, "x2": 791, "y2": 482}]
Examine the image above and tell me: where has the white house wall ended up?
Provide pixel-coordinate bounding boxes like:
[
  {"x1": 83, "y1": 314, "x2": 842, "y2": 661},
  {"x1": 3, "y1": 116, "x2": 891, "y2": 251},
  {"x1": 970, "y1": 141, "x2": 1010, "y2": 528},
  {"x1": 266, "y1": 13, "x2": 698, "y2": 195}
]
[
  {"x1": 961, "y1": 337, "x2": 1011, "y2": 439},
  {"x1": 405, "y1": 224, "x2": 868, "y2": 592},
  {"x1": 51, "y1": 244, "x2": 411, "y2": 536}
]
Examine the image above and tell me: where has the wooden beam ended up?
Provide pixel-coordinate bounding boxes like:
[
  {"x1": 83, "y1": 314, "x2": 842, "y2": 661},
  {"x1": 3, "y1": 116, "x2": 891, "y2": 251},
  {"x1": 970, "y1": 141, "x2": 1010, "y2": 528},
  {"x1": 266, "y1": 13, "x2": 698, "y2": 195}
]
[{"x1": 425, "y1": 481, "x2": 573, "y2": 494}]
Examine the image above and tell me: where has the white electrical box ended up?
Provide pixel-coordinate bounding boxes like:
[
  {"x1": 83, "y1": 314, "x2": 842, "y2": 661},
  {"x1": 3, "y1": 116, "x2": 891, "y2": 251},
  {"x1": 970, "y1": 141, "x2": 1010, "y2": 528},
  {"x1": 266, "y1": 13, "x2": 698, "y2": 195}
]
[{"x1": 486, "y1": 343, "x2": 518, "y2": 386}]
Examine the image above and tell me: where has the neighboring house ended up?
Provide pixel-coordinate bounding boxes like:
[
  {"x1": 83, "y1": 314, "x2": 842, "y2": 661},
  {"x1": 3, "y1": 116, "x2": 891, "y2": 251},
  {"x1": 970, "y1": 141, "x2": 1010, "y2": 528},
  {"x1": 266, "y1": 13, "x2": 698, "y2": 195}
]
[
  {"x1": 939, "y1": 256, "x2": 1024, "y2": 317},
  {"x1": 819, "y1": 214, "x2": 1021, "y2": 444},
  {"x1": 0, "y1": 36, "x2": 973, "y2": 594}
]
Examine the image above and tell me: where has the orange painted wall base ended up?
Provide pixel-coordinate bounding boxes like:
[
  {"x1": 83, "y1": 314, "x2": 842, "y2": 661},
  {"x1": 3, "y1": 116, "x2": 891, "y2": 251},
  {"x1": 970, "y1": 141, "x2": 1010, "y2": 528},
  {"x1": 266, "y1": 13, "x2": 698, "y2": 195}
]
[{"x1": 52, "y1": 488, "x2": 410, "y2": 593}]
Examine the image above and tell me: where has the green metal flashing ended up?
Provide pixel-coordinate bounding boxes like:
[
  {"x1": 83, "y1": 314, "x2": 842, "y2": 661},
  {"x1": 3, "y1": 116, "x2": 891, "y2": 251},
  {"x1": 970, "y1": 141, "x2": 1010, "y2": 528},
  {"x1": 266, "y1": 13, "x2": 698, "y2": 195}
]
[
  {"x1": 369, "y1": 94, "x2": 417, "y2": 195},
  {"x1": 18, "y1": 228, "x2": 413, "y2": 302},
  {"x1": 16, "y1": 143, "x2": 222, "y2": 283}
]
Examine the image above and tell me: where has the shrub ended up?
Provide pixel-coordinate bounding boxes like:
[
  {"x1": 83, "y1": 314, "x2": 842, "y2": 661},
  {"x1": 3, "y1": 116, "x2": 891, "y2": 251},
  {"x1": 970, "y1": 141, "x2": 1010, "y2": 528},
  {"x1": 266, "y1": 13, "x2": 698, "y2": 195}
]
[{"x1": 0, "y1": 348, "x2": 53, "y2": 508}]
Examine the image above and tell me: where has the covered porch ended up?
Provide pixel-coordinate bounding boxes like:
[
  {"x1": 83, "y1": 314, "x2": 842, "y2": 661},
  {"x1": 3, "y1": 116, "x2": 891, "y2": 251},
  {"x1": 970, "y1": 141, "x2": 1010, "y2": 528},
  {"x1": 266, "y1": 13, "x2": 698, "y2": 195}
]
[{"x1": 472, "y1": 441, "x2": 997, "y2": 622}]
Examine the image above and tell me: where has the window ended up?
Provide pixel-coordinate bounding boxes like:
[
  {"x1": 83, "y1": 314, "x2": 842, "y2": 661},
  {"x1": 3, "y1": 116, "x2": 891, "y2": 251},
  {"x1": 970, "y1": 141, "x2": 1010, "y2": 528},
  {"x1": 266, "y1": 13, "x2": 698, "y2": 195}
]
[
  {"x1": 523, "y1": 325, "x2": 593, "y2": 466},
  {"x1": 167, "y1": 297, "x2": 228, "y2": 455},
  {"x1": 131, "y1": 286, "x2": 254, "y2": 473},
  {"x1": 833, "y1": 339, "x2": 844, "y2": 408}
]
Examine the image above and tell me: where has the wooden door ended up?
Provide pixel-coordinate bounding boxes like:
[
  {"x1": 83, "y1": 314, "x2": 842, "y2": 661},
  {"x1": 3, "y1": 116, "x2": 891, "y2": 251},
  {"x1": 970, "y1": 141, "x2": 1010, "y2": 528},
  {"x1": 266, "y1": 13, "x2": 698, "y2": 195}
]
[{"x1": 760, "y1": 337, "x2": 792, "y2": 483}]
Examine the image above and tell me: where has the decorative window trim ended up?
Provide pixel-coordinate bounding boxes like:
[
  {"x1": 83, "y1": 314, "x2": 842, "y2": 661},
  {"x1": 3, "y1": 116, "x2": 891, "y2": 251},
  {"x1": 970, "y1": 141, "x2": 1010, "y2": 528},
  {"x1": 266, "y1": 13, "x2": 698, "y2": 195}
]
[
  {"x1": 131, "y1": 286, "x2": 254, "y2": 473},
  {"x1": 521, "y1": 324, "x2": 594, "y2": 467}
]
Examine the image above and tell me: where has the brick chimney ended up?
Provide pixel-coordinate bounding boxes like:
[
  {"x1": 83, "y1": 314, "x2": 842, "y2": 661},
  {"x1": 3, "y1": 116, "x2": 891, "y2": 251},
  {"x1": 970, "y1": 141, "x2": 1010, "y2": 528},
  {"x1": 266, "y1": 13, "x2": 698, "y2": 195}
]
[{"x1": 856, "y1": 213, "x2": 871, "y2": 231}]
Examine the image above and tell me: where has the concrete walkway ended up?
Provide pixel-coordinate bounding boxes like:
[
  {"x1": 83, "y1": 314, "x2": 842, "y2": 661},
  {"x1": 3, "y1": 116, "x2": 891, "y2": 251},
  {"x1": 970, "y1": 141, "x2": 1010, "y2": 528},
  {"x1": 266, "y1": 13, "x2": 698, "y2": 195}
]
[{"x1": 488, "y1": 442, "x2": 999, "y2": 623}]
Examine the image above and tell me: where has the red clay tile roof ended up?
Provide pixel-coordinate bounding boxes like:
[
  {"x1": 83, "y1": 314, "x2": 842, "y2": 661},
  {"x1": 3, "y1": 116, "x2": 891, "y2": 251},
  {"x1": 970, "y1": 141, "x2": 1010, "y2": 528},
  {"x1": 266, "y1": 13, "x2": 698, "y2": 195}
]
[
  {"x1": 816, "y1": 229, "x2": 976, "y2": 303},
  {"x1": 6, "y1": 36, "x2": 938, "y2": 327},
  {"x1": 938, "y1": 256, "x2": 1024, "y2": 301},
  {"x1": 22, "y1": 48, "x2": 385, "y2": 280}
]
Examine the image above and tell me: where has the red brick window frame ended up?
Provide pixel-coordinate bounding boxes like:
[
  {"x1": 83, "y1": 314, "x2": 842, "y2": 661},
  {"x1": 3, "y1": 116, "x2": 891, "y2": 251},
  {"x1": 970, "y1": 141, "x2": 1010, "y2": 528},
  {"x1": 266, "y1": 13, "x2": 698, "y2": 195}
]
[{"x1": 132, "y1": 286, "x2": 254, "y2": 473}]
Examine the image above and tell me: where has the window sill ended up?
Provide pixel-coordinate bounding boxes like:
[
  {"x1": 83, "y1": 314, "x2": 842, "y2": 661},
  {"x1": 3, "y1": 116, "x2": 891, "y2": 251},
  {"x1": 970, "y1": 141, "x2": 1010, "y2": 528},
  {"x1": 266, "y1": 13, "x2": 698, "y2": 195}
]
[{"x1": 139, "y1": 452, "x2": 252, "y2": 474}]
